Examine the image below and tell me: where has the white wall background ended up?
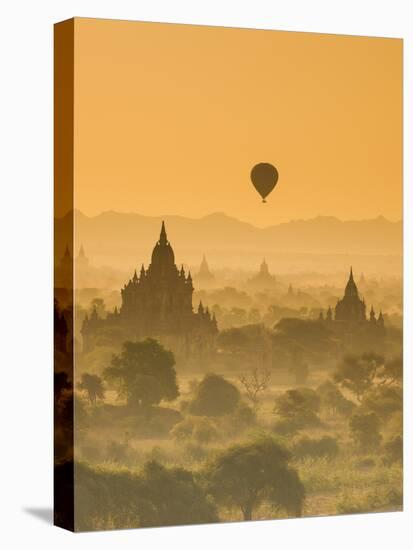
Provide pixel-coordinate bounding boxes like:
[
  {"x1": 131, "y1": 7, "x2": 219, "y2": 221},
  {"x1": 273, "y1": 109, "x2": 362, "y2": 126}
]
[{"x1": 0, "y1": 1, "x2": 411, "y2": 548}]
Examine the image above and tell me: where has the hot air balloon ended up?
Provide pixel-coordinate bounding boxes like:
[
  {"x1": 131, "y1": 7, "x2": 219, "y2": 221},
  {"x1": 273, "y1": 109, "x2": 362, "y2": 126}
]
[{"x1": 250, "y1": 163, "x2": 279, "y2": 203}]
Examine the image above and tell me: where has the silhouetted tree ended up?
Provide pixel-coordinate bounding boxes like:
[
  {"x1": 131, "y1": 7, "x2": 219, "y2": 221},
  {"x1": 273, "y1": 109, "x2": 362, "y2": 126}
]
[
  {"x1": 361, "y1": 385, "x2": 402, "y2": 421},
  {"x1": 274, "y1": 388, "x2": 321, "y2": 428},
  {"x1": 334, "y1": 353, "x2": 384, "y2": 402},
  {"x1": 189, "y1": 374, "x2": 240, "y2": 417},
  {"x1": 376, "y1": 356, "x2": 403, "y2": 386},
  {"x1": 239, "y1": 368, "x2": 271, "y2": 412},
  {"x1": 78, "y1": 373, "x2": 105, "y2": 406},
  {"x1": 205, "y1": 437, "x2": 304, "y2": 520},
  {"x1": 317, "y1": 381, "x2": 355, "y2": 417},
  {"x1": 104, "y1": 339, "x2": 179, "y2": 409},
  {"x1": 273, "y1": 318, "x2": 334, "y2": 353}
]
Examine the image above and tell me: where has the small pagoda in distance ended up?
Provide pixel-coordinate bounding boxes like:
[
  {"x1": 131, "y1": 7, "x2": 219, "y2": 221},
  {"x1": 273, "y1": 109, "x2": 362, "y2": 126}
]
[
  {"x1": 195, "y1": 254, "x2": 215, "y2": 286},
  {"x1": 247, "y1": 258, "x2": 276, "y2": 289}
]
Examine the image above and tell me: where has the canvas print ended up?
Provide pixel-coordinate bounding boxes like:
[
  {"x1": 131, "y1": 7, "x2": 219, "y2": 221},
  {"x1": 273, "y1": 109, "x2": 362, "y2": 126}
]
[{"x1": 54, "y1": 18, "x2": 403, "y2": 531}]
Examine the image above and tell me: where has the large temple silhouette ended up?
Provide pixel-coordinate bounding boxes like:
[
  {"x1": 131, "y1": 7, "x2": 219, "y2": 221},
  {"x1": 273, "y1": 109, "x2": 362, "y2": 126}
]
[
  {"x1": 81, "y1": 222, "x2": 218, "y2": 360},
  {"x1": 319, "y1": 267, "x2": 385, "y2": 353},
  {"x1": 335, "y1": 267, "x2": 368, "y2": 321},
  {"x1": 319, "y1": 267, "x2": 384, "y2": 325}
]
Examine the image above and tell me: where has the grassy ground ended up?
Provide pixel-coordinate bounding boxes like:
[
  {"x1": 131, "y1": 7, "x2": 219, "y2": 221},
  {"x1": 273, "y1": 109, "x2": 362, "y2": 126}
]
[{"x1": 75, "y1": 366, "x2": 402, "y2": 523}]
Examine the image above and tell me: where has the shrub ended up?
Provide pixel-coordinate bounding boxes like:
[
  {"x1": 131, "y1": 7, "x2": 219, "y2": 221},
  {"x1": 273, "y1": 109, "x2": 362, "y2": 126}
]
[
  {"x1": 75, "y1": 460, "x2": 218, "y2": 530},
  {"x1": 171, "y1": 416, "x2": 219, "y2": 445},
  {"x1": 361, "y1": 386, "x2": 402, "y2": 421},
  {"x1": 192, "y1": 417, "x2": 220, "y2": 445},
  {"x1": 188, "y1": 374, "x2": 240, "y2": 417},
  {"x1": 349, "y1": 413, "x2": 382, "y2": 451},
  {"x1": 317, "y1": 381, "x2": 355, "y2": 417},
  {"x1": 227, "y1": 401, "x2": 256, "y2": 433},
  {"x1": 273, "y1": 418, "x2": 303, "y2": 436},
  {"x1": 144, "y1": 406, "x2": 182, "y2": 436},
  {"x1": 274, "y1": 388, "x2": 321, "y2": 430},
  {"x1": 337, "y1": 487, "x2": 403, "y2": 515}
]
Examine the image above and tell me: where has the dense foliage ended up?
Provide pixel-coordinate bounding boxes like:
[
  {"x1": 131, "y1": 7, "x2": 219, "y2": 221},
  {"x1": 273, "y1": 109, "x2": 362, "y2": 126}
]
[
  {"x1": 104, "y1": 339, "x2": 179, "y2": 409},
  {"x1": 205, "y1": 437, "x2": 304, "y2": 520}
]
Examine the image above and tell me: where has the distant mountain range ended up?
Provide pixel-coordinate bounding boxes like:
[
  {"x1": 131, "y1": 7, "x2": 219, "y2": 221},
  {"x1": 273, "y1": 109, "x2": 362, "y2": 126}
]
[{"x1": 55, "y1": 210, "x2": 402, "y2": 268}]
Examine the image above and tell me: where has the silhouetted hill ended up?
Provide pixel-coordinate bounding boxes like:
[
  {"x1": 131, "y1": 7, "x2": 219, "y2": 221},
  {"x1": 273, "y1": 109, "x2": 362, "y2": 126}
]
[{"x1": 55, "y1": 211, "x2": 402, "y2": 269}]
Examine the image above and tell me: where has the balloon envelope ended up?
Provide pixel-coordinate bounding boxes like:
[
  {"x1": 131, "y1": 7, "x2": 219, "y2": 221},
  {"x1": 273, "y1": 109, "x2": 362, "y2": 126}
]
[{"x1": 250, "y1": 163, "x2": 278, "y2": 202}]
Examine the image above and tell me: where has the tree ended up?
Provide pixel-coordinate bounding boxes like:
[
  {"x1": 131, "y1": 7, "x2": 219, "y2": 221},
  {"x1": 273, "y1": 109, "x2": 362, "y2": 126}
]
[
  {"x1": 205, "y1": 437, "x2": 304, "y2": 520},
  {"x1": 334, "y1": 353, "x2": 384, "y2": 402},
  {"x1": 78, "y1": 373, "x2": 105, "y2": 405},
  {"x1": 376, "y1": 356, "x2": 403, "y2": 386},
  {"x1": 239, "y1": 368, "x2": 271, "y2": 412},
  {"x1": 274, "y1": 388, "x2": 321, "y2": 429},
  {"x1": 189, "y1": 374, "x2": 240, "y2": 417},
  {"x1": 273, "y1": 318, "x2": 334, "y2": 353},
  {"x1": 361, "y1": 385, "x2": 402, "y2": 421},
  {"x1": 317, "y1": 381, "x2": 355, "y2": 417},
  {"x1": 104, "y1": 339, "x2": 179, "y2": 409},
  {"x1": 349, "y1": 413, "x2": 382, "y2": 451}
]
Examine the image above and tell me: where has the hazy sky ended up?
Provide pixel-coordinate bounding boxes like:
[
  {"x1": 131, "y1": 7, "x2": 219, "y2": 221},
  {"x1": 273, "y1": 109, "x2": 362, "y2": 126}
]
[{"x1": 74, "y1": 18, "x2": 402, "y2": 226}]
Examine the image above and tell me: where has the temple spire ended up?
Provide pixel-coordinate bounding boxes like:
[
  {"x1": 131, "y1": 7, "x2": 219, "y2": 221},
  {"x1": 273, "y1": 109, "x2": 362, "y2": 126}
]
[
  {"x1": 345, "y1": 266, "x2": 359, "y2": 297},
  {"x1": 159, "y1": 220, "x2": 167, "y2": 245}
]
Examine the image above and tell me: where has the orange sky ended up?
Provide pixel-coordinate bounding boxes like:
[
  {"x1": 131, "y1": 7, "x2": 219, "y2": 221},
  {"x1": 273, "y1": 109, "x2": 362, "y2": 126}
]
[{"x1": 73, "y1": 18, "x2": 402, "y2": 226}]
